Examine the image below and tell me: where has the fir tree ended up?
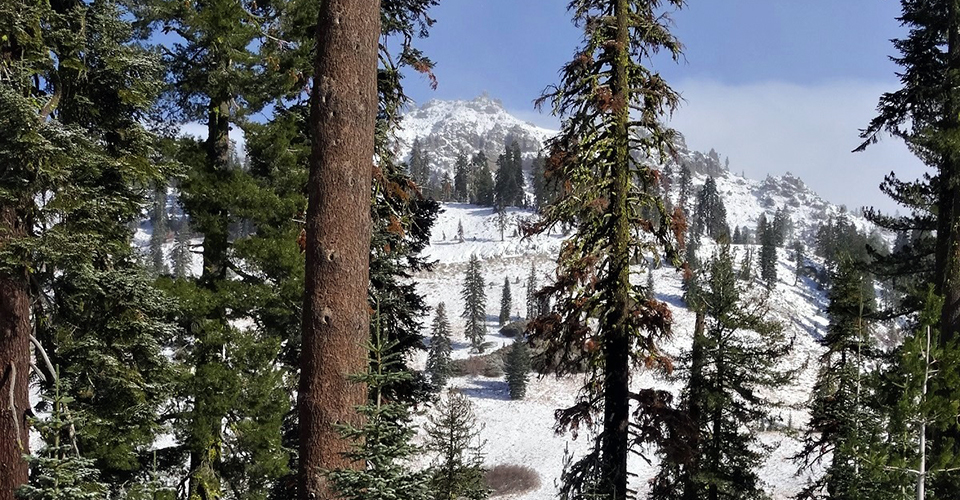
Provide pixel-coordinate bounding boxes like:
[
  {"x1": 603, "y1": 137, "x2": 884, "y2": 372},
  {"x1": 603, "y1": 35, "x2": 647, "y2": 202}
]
[
  {"x1": 454, "y1": 152, "x2": 470, "y2": 202},
  {"x1": 505, "y1": 337, "x2": 532, "y2": 400},
  {"x1": 527, "y1": 2, "x2": 691, "y2": 498},
  {"x1": 499, "y1": 277, "x2": 512, "y2": 326},
  {"x1": 424, "y1": 393, "x2": 489, "y2": 500},
  {"x1": 772, "y1": 207, "x2": 790, "y2": 247},
  {"x1": 651, "y1": 244, "x2": 795, "y2": 500},
  {"x1": 693, "y1": 176, "x2": 729, "y2": 242},
  {"x1": 462, "y1": 255, "x2": 488, "y2": 352},
  {"x1": 472, "y1": 152, "x2": 495, "y2": 206},
  {"x1": 171, "y1": 217, "x2": 193, "y2": 278},
  {"x1": 458, "y1": 219, "x2": 465, "y2": 243},
  {"x1": 18, "y1": 373, "x2": 106, "y2": 500},
  {"x1": 759, "y1": 214, "x2": 778, "y2": 289},
  {"x1": 149, "y1": 186, "x2": 170, "y2": 275},
  {"x1": 794, "y1": 259, "x2": 883, "y2": 500},
  {"x1": 326, "y1": 330, "x2": 431, "y2": 500},
  {"x1": 739, "y1": 248, "x2": 753, "y2": 282},
  {"x1": 792, "y1": 241, "x2": 805, "y2": 286},
  {"x1": 427, "y1": 303, "x2": 454, "y2": 390},
  {"x1": 526, "y1": 263, "x2": 539, "y2": 320},
  {"x1": 678, "y1": 164, "x2": 693, "y2": 214}
]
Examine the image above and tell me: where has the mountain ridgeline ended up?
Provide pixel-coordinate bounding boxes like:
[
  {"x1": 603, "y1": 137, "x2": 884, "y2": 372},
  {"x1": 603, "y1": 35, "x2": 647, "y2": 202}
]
[{"x1": 395, "y1": 94, "x2": 882, "y2": 252}]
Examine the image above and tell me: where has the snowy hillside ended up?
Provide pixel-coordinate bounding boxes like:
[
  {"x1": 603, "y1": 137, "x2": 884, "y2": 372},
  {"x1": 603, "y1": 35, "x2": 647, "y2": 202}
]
[
  {"x1": 412, "y1": 203, "x2": 831, "y2": 500},
  {"x1": 394, "y1": 95, "x2": 879, "y2": 251}
]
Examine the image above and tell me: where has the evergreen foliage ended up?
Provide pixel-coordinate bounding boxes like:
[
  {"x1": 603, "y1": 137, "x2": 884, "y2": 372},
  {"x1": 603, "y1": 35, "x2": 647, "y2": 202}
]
[
  {"x1": 527, "y1": 2, "x2": 691, "y2": 498},
  {"x1": 499, "y1": 277, "x2": 512, "y2": 326},
  {"x1": 326, "y1": 330, "x2": 431, "y2": 500},
  {"x1": 18, "y1": 375, "x2": 106, "y2": 500},
  {"x1": 471, "y1": 152, "x2": 495, "y2": 206},
  {"x1": 525, "y1": 263, "x2": 539, "y2": 320},
  {"x1": 427, "y1": 303, "x2": 454, "y2": 390},
  {"x1": 758, "y1": 214, "x2": 778, "y2": 289},
  {"x1": 455, "y1": 152, "x2": 470, "y2": 202},
  {"x1": 149, "y1": 186, "x2": 170, "y2": 275},
  {"x1": 462, "y1": 255, "x2": 488, "y2": 352},
  {"x1": 692, "y1": 177, "x2": 729, "y2": 242},
  {"x1": 678, "y1": 164, "x2": 693, "y2": 214},
  {"x1": 505, "y1": 337, "x2": 532, "y2": 400},
  {"x1": 794, "y1": 259, "x2": 884, "y2": 500},
  {"x1": 494, "y1": 142, "x2": 525, "y2": 208},
  {"x1": 651, "y1": 244, "x2": 795, "y2": 500},
  {"x1": 424, "y1": 393, "x2": 490, "y2": 500}
]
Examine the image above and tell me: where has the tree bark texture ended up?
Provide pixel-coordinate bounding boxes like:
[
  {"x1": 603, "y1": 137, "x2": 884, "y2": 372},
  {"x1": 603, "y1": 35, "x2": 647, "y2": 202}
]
[
  {"x1": 298, "y1": 1, "x2": 379, "y2": 499},
  {"x1": 0, "y1": 205, "x2": 30, "y2": 500},
  {"x1": 600, "y1": 1, "x2": 633, "y2": 498}
]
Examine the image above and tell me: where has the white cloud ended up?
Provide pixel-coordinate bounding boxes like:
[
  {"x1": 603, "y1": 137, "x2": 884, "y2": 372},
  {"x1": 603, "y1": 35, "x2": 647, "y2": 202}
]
[{"x1": 667, "y1": 78, "x2": 926, "y2": 215}]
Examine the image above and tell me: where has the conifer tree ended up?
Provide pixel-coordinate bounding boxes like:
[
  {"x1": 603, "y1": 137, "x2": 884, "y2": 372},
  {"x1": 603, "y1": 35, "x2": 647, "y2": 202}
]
[
  {"x1": 651, "y1": 244, "x2": 795, "y2": 500},
  {"x1": 693, "y1": 177, "x2": 729, "y2": 242},
  {"x1": 2, "y1": 1, "x2": 176, "y2": 493},
  {"x1": 462, "y1": 256, "x2": 488, "y2": 352},
  {"x1": 526, "y1": 263, "x2": 539, "y2": 320},
  {"x1": 326, "y1": 330, "x2": 430, "y2": 500},
  {"x1": 678, "y1": 164, "x2": 693, "y2": 214},
  {"x1": 739, "y1": 248, "x2": 753, "y2": 282},
  {"x1": 171, "y1": 217, "x2": 193, "y2": 278},
  {"x1": 455, "y1": 152, "x2": 470, "y2": 202},
  {"x1": 793, "y1": 241, "x2": 805, "y2": 286},
  {"x1": 794, "y1": 258, "x2": 884, "y2": 500},
  {"x1": 505, "y1": 337, "x2": 532, "y2": 400},
  {"x1": 472, "y1": 153, "x2": 495, "y2": 206},
  {"x1": 758, "y1": 215, "x2": 778, "y2": 289},
  {"x1": 424, "y1": 393, "x2": 489, "y2": 500},
  {"x1": 527, "y1": 1, "x2": 691, "y2": 498},
  {"x1": 458, "y1": 219, "x2": 465, "y2": 243},
  {"x1": 428, "y1": 303, "x2": 454, "y2": 390},
  {"x1": 149, "y1": 186, "x2": 170, "y2": 275},
  {"x1": 499, "y1": 277, "x2": 512, "y2": 326},
  {"x1": 772, "y1": 207, "x2": 790, "y2": 247},
  {"x1": 297, "y1": 1, "x2": 379, "y2": 498},
  {"x1": 18, "y1": 374, "x2": 105, "y2": 500}
]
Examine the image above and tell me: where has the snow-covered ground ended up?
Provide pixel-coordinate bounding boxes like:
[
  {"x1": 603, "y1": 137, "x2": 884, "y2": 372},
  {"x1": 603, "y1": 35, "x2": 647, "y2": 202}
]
[{"x1": 412, "y1": 203, "x2": 829, "y2": 499}]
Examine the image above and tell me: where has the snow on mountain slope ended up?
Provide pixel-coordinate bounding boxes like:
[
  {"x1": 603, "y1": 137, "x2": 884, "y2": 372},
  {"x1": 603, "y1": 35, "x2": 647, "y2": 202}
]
[
  {"x1": 395, "y1": 95, "x2": 881, "y2": 252},
  {"x1": 412, "y1": 203, "x2": 828, "y2": 500}
]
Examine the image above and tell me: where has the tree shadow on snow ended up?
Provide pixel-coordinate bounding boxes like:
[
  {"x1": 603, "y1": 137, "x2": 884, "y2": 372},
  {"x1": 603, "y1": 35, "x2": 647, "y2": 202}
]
[{"x1": 458, "y1": 378, "x2": 511, "y2": 401}]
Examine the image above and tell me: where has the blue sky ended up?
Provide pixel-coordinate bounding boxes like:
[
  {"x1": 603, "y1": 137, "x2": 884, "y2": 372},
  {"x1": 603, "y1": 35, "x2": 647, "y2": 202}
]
[{"x1": 400, "y1": 1, "x2": 924, "y2": 215}]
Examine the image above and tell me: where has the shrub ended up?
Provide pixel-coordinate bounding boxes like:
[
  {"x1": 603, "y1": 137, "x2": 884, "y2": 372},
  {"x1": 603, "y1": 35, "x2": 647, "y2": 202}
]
[
  {"x1": 484, "y1": 464, "x2": 541, "y2": 497},
  {"x1": 499, "y1": 320, "x2": 529, "y2": 338}
]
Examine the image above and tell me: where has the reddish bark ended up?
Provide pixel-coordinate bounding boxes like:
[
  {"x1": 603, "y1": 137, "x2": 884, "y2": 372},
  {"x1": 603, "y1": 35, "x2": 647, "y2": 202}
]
[
  {"x1": 298, "y1": 1, "x2": 379, "y2": 499},
  {"x1": 0, "y1": 205, "x2": 30, "y2": 500}
]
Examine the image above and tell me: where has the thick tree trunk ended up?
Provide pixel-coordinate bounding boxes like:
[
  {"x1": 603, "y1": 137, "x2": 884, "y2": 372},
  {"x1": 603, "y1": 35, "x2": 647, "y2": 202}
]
[
  {"x1": 940, "y1": 0, "x2": 960, "y2": 350},
  {"x1": 298, "y1": 1, "x2": 379, "y2": 499},
  {"x1": 0, "y1": 206, "x2": 30, "y2": 500},
  {"x1": 600, "y1": 1, "x2": 633, "y2": 498}
]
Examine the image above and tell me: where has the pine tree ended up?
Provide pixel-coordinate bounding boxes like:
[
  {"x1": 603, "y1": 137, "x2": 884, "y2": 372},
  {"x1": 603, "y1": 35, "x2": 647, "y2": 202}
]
[
  {"x1": 772, "y1": 207, "x2": 790, "y2": 247},
  {"x1": 326, "y1": 330, "x2": 431, "y2": 500},
  {"x1": 427, "y1": 303, "x2": 454, "y2": 390},
  {"x1": 526, "y1": 263, "x2": 539, "y2": 320},
  {"x1": 693, "y1": 176, "x2": 729, "y2": 241},
  {"x1": 458, "y1": 219, "x2": 465, "y2": 243},
  {"x1": 2, "y1": 1, "x2": 177, "y2": 492},
  {"x1": 505, "y1": 337, "x2": 532, "y2": 400},
  {"x1": 527, "y1": 2, "x2": 691, "y2": 498},
  {"x1": 171, "y1": 217, "x2": 192, "y2": 278},
  {"x1": 651, "y1": 244, "x2": 795, "y2": 500},
  {"x1": 678, "y1": 164, "x2": 693, "y2": 214},
  {"x1": 462, "y1": 255, "x2": 488, "y2": 352},
  {"x1": 794, "y1": 258, "x2": 884, "y2": 500},
  {"x1": 739, "y1": 248, "x2": 753, "y2": 282},
  {"x1": 424, "y1": 393, "x2": 489, "y2": 500},
  {"x1": 455, "y1": 152, "x2": 470, "y2": 202},
  {"x1": 759, "y1": 214, "x2": 778, "y2": 289},
  {"x1": 499, "y1": 277, "x2": 512, "y2": 326},
  {"x1": 149, "y1": 186, "x2": 170, "y2": 275},
  {"x1": 494, "y1": 142, "x2": 524, "y2": 208},
  {"x1": 18, "y1": 373, "x2": 106, "y2": 500},
  {"x1": 472, "y1": 152, "x2": 495, "y2": 206},
  {"x1": 792, "y1": 241, "x2": 805, "y2": 286},
  {"x1": 296, "y1": 1, "x2": 379, "y2": 499}
]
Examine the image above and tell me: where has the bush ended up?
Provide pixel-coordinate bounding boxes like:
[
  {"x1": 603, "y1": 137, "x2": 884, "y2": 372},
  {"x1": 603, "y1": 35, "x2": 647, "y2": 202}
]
[
  {"x1": 484, "y1": 464, "x2": 541, "y2": 497},
  {"x1": 452, "y1": 348, "x2": 507, "y2": 378}
]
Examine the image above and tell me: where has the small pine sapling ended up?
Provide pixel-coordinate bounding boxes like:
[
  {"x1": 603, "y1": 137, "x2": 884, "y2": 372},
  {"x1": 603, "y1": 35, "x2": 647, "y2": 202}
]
[
  {"x1": 425, "y1": 393, "x2": 489, "y2": 500},
  {"x1": 326, "y1": 327, "x2": 430, "y2": 500},
  {"x1": 525, "y1": 263, "x2": 538, "y2": 320}
]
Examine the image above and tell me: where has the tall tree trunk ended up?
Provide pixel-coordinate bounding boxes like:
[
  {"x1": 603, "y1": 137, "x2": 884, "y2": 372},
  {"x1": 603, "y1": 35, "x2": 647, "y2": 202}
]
[
  {"x1": 683, "y1": 310, "x2": 706, "y2": 500},
  {"x1": 0, "y1": 206, "x2": 30, "y2": 500},
  {"x1": 600, "y1": 1, "x2": 632, "y2": 498},
  {"x1": 186, "y1": 97, "x2": 232, "y2": 500},
  {"x1": 298, "y1": 1, "x2": 379, "y2": 499}
]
